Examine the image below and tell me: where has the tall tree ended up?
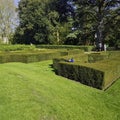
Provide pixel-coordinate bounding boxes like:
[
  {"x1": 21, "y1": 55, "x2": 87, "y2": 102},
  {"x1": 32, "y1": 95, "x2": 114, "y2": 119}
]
[
  {"x1": 51, "y1": 0, "x2": 74, "y2": 23},
  {"x1": 13, "y1": 0, "x2": 74, "y2": 44},
  {"x1": 14, "y1": 0, "x2": 52, "y2": 44},
  {"x1": 73, "y1": 0, "x2": 120, "y2": 49},
  {"x1": 50, "y1": 0, "x2": 75, "y2": 44},
  {"x1": 0, "y1": 0, "x2": 17, "y2": 43},
  {"x1": 104, "y1": 7, "x2": 120, "y2": 48}
]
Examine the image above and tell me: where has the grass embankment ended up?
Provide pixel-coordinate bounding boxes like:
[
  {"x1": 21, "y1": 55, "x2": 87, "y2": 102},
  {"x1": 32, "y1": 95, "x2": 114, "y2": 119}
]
[{"x1": 0, "y1": 60, "x2": 120, "y2": 120}]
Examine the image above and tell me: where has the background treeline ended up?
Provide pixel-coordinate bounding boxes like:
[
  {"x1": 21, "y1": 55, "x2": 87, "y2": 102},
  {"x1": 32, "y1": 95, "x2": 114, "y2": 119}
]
[{"x1": 13, "y1": 0, "x2": 120, "y2": 49}]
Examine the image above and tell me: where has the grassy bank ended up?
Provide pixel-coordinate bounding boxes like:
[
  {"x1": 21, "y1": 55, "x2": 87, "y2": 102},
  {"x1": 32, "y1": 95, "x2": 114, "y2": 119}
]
[{"x1": 0, "y1": 60, "x2": 120, "y2": 120}]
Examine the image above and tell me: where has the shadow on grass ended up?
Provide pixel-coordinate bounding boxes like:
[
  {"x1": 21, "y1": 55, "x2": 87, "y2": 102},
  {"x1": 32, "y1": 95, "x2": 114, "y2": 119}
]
[{"x1": 49, "y1": 64, "x2": 56, "y2": 73}]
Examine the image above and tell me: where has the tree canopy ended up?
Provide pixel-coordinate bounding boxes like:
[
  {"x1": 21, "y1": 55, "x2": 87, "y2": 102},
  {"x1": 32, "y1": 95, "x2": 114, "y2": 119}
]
[
  {"x1": 72, "y1": 0, "x2": 120, "y2": 48},
  {"x1": 13, "y1": 0, "x2": 120, "y2": 48},
  {"x1": 13, "y1": 0, "x2": 74, "y2": 44}
]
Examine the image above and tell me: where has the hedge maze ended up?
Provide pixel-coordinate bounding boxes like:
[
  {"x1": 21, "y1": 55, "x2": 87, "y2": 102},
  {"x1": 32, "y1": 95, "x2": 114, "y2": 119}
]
[
  {"x1": 0, "y1": 44, "x2": 119, "y2": 90},
  {"x1": 0, "y1": 51, "x2": 61, "y2": 63},
  {"x1": 0, "y1": 49, "x2": 84, "y2": 63},
  {"x1": 53, "y1": 51, "x2": 120, "y2": 90}
]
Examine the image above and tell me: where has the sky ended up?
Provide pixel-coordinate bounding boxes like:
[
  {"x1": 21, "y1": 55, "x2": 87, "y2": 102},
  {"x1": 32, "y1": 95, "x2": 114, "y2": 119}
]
[{"x1": 14, "y1": 0, "x2": 20, "y2": 6}]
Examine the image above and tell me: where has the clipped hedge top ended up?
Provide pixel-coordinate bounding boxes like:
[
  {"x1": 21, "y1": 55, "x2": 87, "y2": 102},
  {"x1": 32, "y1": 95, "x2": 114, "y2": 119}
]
[
  {"x1": 59, "y1": 61, "x2": 114, "y2": 73},
  {"x1": 56, "y1": 51, "x2": 120, "y2": 72},
  {"x1": 36, "y1": 45, "x2": 94, "y2": 51},
  {"x1": 0, "y1": 49, "x2": 64, "y2": 55},
  {"x1": 53, "y1": 51, "x2": 120, "y2": 90},
  {"x1": 0, "y1": 44, "x2": 36, "y2": 51}
]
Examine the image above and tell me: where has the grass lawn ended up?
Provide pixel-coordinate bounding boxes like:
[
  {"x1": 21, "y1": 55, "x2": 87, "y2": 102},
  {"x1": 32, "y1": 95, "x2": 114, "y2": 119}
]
[{"x1": 0, "y1": 60, "x2": 120, "y2": 120}]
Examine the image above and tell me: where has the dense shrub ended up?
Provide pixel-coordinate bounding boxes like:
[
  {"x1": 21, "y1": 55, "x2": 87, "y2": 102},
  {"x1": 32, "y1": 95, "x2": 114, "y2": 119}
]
[
  {"x1": 57, "y1": 62, "x2": 104, "y2": 89},
  {"x1": 0, "y1": 49, "x2": 82, "y2": 63},
  {"x1": 56, "y1": 58, "x2": 120, "y2": 90},
  {"x1": 53, "y1": 53, "x2": 88, "y2": 71},
  {"x1": 107, "y1": 51, "x2": 120, "y2": 58},
  {"x1": 0, "y1": 52, "x2": 62, "y2": 63},
  {"x1": 88, "y1": 51, "x2": 120, "y2": 63},
  {"x1": 53, "y1": 51, "x2": 120, "y2": 90},
  {"x1": 36, "y1": 45, "x2": 94, "y2": 52},
  {"x1": 88, "y1": 54, "x2": 108, "y2": 63},
  {"x1": 0, "y1": 44, "x2": 36, "y2": 51}
]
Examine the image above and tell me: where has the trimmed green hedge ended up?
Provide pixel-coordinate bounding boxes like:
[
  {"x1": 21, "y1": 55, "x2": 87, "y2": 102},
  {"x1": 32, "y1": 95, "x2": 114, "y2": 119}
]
[
  {"x1": 0, "y1": 49, "x2": 83, "y2": 63},
  {"x1": 53, "y1": 51, "x2": 120, "y2": 90},
  {"x1": 53, "y1": 53, "x2": 88, "y2": 72},
  {"x1": 36, "y1": 45, "x2": 94, "y2": 52},
  {"x1": 88, "y1": 51, "x2": 120, "y2": 63},
  {"x1": 56, "y1": 58, "x2": 120, "y2": 90},
  {"x1": 88, "y1": 54, "x2": 108, "y2": 63},
  {"x1": 0, "y1": 52, "x2": 62, "y2": 63},
  {"x1": 57, "y1": 62, "x2": 104, "y2": 89},
  {"x1": 0, "y1": 44, "x2": 36, "y2": 51}
]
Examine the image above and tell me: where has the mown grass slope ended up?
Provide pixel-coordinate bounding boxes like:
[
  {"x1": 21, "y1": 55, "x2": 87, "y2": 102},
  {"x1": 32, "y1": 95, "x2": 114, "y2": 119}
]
[{"x1": 0, "y1": 60, "x2": 120, "y2": 120}]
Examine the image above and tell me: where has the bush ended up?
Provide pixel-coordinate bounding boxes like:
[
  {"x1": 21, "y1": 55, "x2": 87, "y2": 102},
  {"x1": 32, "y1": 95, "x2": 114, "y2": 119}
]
[
  {"x1": 36, "y1": 45, "x2": 94, "y2": 52},
  {"x1": 53, "y1": 51, "x2": 120, "y2": 90},
  {"x1": 56, "y1": 59, "x2": 120, "y2": 90},
  {"x1": 53, "y1": 53, "x2": 88, "y2": 72},
  {"x1": 0, "y1": 49, "x2": 82, "y2": 63},
  {"x1": 56, "y1": 62, "x2": 104, "y2": 89},
  {"x1": 0, "y1": 51, "x2": 62, "y2": 63},
  {"x1": 88, "y1": 54, "x2": 108, "y2": 63},
  {"x1": 0, "y1": 44, "x2": 36, "y2": 51},
  {"x1": 88, "y1": 51, "x2": 120, "y2": 63}
]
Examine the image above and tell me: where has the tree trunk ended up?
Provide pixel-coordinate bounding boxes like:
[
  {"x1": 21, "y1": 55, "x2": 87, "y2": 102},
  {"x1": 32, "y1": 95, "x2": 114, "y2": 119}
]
[
  {"x1": 96, "y1": 5, "x2": 104, "y2": 51},
  {"x1": 96, "y1": 23, "x2": 103, "y2": 51},
  {"x1": 56, "y1": 29, "x2": 60, "y2": 44}
]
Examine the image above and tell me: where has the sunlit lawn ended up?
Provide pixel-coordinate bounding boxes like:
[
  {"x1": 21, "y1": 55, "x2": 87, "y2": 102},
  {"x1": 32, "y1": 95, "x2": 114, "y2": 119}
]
[{"x1": 0, "y1": 60, "x2": 120, "y2": 120}]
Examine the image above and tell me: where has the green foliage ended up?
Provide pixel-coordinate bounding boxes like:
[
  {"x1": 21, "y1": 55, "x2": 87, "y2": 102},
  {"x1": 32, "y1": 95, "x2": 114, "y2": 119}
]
[
  {"x1": 13, "y1": 0, "x2": 56, "y2": 44},
  {"x1": 88, "y1": 53, "x2": 108, "y2": 63},
  {"x1": 53, "y1": 53, "x2": 88, "y2": 72},
  {"x1": 73, "y1": 0, "x2": 120, "y2": 48},
  {"x1": 36, "y1": 45, "x2": 94, "y2": 51},
  {"x1": 13, "y1": 0, "x2": 74, "y2": 45},
  {"x1": 104, "y1": 8, "x2": 120, "y2": 49},
  {"x1": 51, "y1": 0, "x2": 74, "y2": 23},
  {"x1": 53, "y1": 51, "x2": 120, "y2": 90},
  {"x1": 0, "y1": 48, "x2": 84, "y2": 63},
  {"x1": 88, "y1": 51, "x2": 120, "y2": 63},
  {"x1": 12, "y1": 0, "x2": 120, "y2": 47},
  {"x1": 0, "y1": 51, "x2": 63, "y2": 63},
  {"x1": 0, "y1": 44, "x2": 35, "y2": 51},
  {"x1": 65, "y1": 33, "x2": 78, "y2": 45},
  {"x1": 57, "y1": 62, "x2": 104, "y2": 89}
]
